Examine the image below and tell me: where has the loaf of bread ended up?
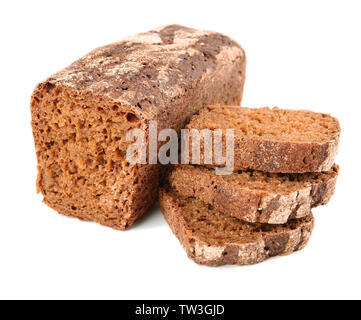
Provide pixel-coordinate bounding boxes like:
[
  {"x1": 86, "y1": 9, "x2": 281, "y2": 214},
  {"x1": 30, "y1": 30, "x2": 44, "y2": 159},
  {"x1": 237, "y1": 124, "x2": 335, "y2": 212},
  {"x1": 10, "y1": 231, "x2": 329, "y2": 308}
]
[
  {"x1": 186, "y1": 106, "x2": 340, "y2": 173},
  {"x1": 159, "y1": 187, "x2": 314, "y2": 266},
  {"x1": 31, "y1": 25, "x2": 246, "y2": 230},
  {"x1": 169, "y1": 164, "x2": 338, "y2": 224}
]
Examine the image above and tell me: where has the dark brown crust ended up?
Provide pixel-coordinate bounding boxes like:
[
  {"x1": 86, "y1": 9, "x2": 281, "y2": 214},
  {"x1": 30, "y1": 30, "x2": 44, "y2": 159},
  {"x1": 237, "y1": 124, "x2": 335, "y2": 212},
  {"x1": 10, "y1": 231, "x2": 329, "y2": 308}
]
[
  {"x1": 159, "y1": 188, "x2": 314, "y2": 266},
  {"x1": 35, "y1": 25, "x2": 246, "y2": 132},
  {"x1": 31, "y1": 25, "x2": 246, "y2": 229},
  {"x1": 169, "y1": 164, "x2": 338, "y2": 224},
  {"x1": 232, "y1": 135, "x2": 338, "y2": 173}
]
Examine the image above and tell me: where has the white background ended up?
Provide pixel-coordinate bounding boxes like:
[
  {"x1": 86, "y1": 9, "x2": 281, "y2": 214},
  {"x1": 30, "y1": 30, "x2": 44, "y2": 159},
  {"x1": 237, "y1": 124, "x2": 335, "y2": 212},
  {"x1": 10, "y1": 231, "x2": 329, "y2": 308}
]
[{"x1": 0, "y1": 0, "x2": 360, "y2": 300}]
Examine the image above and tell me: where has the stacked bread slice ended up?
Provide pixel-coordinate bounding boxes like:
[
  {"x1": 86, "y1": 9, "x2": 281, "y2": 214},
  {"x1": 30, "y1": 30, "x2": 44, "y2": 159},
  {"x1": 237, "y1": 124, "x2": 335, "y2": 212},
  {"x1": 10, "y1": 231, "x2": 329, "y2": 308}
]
[{"x1": 159, "y1": 106, "x2": 340, "y2": 266}]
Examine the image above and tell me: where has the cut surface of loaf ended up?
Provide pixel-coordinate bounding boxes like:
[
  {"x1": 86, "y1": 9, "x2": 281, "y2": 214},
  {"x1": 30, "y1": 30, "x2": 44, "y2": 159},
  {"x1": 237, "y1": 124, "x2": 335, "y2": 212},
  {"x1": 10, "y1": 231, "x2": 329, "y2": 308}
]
[
  {"x1": 31, "y1": 25, "x2": 246, "y2": 230},
  {"x1": 169, "y1": 164, "x2": 338, "y2": 224},
  {"x1": 187, "y1": 106, "x2": 340, "y2": 173},
  {"x1": 159, "y1": 187, "x2": 314, "y2": 266}
]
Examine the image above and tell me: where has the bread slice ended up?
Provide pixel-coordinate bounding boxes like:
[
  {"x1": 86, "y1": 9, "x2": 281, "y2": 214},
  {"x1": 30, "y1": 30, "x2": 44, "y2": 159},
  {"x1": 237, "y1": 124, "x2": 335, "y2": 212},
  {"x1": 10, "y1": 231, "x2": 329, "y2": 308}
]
[
  {"x1": 30, "y1": 25, "x2": 246, "y2": 230},
  {"x1": 169, "y1": 164, "x2": 338, "y2": 224},
  {"x1": 159, "y1": 187, "x2": 314, "y2": 266},
  {"x1": 186, "y1": 106, "x2": 340, "y2": 173}
]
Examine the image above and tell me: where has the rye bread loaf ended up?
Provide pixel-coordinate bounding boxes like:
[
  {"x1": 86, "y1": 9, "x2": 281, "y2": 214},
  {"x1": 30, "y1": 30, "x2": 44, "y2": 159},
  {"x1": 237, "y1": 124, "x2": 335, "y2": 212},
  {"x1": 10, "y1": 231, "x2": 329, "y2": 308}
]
[
  {"x1": 31, "y1": 25, "x2": 246, "y2": 230},
  {"x1": 186, "y1": 105, "x2": 340, "y2": 173},
  {"x1": 169, "y1": 164, "x2": 338, "y2": 224},
  {"x1": 159, "y1": 187, "x2": 314, "y2": 266}
]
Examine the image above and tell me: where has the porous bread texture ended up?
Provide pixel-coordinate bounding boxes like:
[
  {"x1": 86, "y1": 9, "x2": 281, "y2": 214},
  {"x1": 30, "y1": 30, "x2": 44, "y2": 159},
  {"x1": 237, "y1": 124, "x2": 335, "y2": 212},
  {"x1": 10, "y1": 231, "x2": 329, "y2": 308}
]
[
  {"x1": 31, "y1": 25, "x2": 246, "y2": 230},
  {"x1": 169, "y1": 164, "x2": 338, "y2": 224},
  {"x1": 159, "y1": 188, "x2": 314, "y2": 266},
  {"x1": 187, "y1": 105, "x2": 340, "y2": 173},
  {"x1": 32, "y1": 86, "x2": 160, "y2": 229}
]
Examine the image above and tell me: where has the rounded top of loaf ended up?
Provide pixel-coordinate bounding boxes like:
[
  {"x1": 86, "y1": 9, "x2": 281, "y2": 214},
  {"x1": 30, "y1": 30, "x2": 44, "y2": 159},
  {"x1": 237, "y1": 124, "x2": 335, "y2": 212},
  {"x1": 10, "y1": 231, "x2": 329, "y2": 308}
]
[{"x1": 35, "y1": 25, "x2": 246, "y2": 129}]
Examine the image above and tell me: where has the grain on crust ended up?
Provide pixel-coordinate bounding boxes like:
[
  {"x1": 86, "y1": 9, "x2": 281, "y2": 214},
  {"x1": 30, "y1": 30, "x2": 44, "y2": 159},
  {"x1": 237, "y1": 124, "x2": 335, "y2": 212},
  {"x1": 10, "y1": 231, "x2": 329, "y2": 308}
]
[
  {"x1": 186, "y1": 105, "x2": 340, "y2": 173},
  {"x1": 31, "y1": 25, "x2": 246, "y2": 230},
  {"x1": 159, "y1": 188, "x2": 314, "y2": 266},
  {"x1": 169, "y1": 164, "x2": 338, "y2": 224}
]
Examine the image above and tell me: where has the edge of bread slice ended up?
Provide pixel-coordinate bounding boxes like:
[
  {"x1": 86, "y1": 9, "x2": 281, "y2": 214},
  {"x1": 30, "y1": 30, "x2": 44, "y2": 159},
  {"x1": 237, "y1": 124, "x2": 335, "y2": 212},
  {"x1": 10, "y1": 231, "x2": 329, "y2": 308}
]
[
  {"x1": 159, "y1": 187, "x2": 314, "y2": 266},
  {"x1": 186, "y1": 106, "x2": 340, "y2": 173},
  {"x1": 169, "y1": 164, "x2": 338, "y2": 224}
]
